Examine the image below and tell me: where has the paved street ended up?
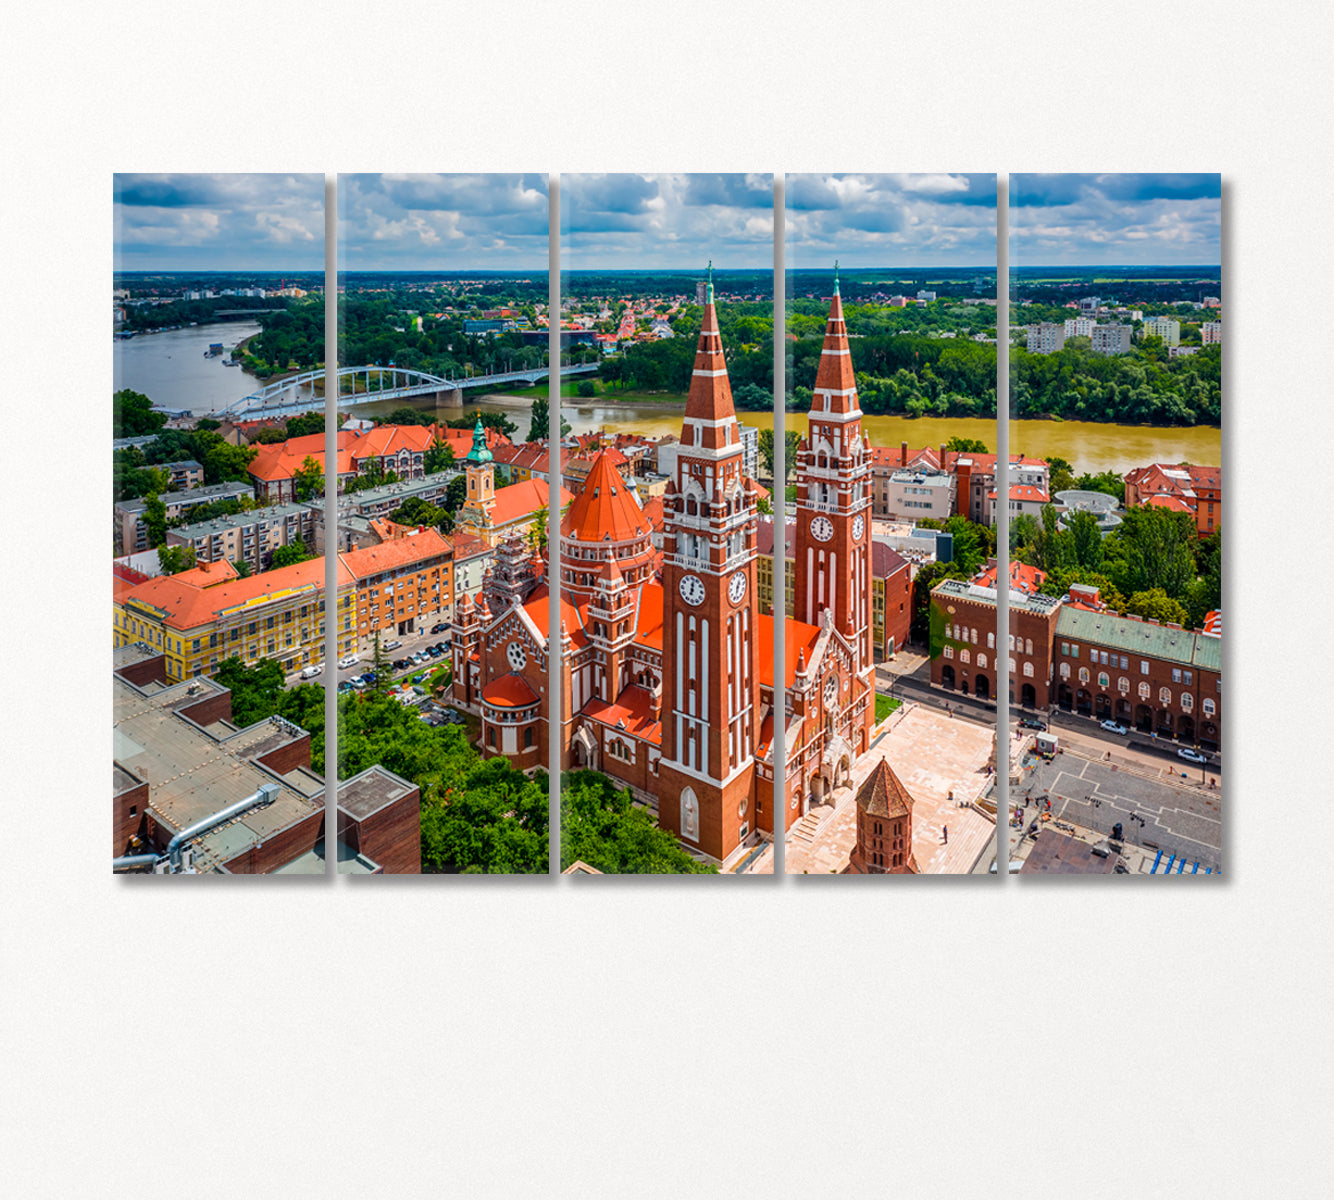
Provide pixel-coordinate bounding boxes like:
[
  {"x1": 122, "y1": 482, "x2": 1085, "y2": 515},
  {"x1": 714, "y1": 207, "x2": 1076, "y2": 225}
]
[{"x1": 1012, "y1": 747, "x2": 1221, "y2": 872}]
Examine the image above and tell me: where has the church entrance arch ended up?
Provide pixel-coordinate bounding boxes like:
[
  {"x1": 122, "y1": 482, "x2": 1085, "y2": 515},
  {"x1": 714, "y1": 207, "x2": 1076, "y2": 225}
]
[{"x1": 571, "y1": 725, "x2": 598, "y2": 771}]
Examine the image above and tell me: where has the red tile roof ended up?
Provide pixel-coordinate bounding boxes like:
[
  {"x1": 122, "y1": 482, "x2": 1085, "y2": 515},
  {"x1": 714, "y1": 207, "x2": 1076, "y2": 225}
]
[
  {"x1": 561, "y1": 450, "x2": 653, "y2": 543},
  {"x1": 121, "y1": 556, "x2": 351, "y2": 632},
  {"x1": 583, "y1": 684, "x2": 661, "y2": 744},
  {"x1": 340, "y1": 528, "x2": 451, "y2": 581},
  {"x1": 757, "y1": 612, "x2": 821, "y2": 689},
  {"x1": 480, "y1": 674, "x2": 540, "y2": 708}
]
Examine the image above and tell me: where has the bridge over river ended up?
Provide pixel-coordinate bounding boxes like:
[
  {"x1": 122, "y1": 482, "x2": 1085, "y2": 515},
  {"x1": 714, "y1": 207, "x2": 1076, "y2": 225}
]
[{"x1": 214, "y1": 363, "x2": 598, "y2": 420}]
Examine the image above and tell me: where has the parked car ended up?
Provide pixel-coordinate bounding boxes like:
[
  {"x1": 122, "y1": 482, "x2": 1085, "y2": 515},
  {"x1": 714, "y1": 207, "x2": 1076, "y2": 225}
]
[
  {"x1": 1177, "y1": 747, "x2": 1209, "y2": 764},
  {"x1": 383, "y1": 639, "x2": 402, "y2": 651},
  {"x1": 1018, "y1": 716, "x2": 1045, "y2": 731},
  {"x1": 338, "y1": 680, "x2": 355, "y2": 693},
  {"x1": 350, "y1": 677, "x2": 368, "y2": 690},
  {"x1": 300, "y1": 663, "x2": 323, "y2": 679},
  {"x1": 430, "y1": 622, "x2": 448, "y2": 634},
  {"x1": 393, "y1": 658, "x2": 410, "y2": 671},
  {"x1": 1100, "y1": 719, "x2": 1128, "y2": 736},
  {"x1": 362, "y1": 671, "x2": 378, "y2": 684},
  {"x1": 338, "y1": 654, "x2": 359, "y2": 670},
  {"x1": 411, "y1": 673, "x2": 424, "y2": 684}
]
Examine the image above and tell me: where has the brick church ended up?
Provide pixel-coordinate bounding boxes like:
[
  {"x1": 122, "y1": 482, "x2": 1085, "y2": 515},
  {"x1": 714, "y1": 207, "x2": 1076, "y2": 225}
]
[{"x1": 452, "y1": 279, "x2": 878, "y2": 868}]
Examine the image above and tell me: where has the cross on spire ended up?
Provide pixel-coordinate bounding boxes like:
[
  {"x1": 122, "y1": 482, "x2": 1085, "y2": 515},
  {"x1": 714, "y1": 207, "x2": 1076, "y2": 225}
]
[
  {"x1": 707, "y1": 259, "x2": 714, "y2": 304},
  {"x1": 833, "y1": 260, "x2": 840, "y2": 296}
]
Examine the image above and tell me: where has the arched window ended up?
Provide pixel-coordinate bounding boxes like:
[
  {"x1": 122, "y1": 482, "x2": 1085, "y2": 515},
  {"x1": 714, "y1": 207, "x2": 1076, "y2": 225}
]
[
  {"x1": 943, "y1": 646, "x2": 954, "y2": 659},
  {"x1": 1119, "y1": 676, "x2": 1130, "y2": 694},
  {"x1": 680, "y1": 787, "x2": 699, "y2": 841},
  {"x1": 1059, "y1": 662, "x2": 1070, "y2": 679},
  {"x1": 1025, "y1": 638, "x2": 1033, "y2": 655},
  {"x1": 1098, "y1": 672, "x2": 1109, "y2": 688},
  {"x1": 1160, "y1": 687, "x2": 1172, "y2": 706},
  {"x1": 1023, "y1": 662, "x2": 1034, "y2": 678},
  {"x1": 1181, "y1": 692, "x2": 1194, "y2": 711},
  {"x1": 1139, "y1": 682, "x2": 1151, "y2": 700},
  {"x1": 960, "y1": 649, "x2": 970, "y2": 665},
  {"x1": 977, "y1": 653, "x2": 987, "y2": 670},
  {"x1": 1203, "y1": 698, "x2": 1215, "y2": 716}
]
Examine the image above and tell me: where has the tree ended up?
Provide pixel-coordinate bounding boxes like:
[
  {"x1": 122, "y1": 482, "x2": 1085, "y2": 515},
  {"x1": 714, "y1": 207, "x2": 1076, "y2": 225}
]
[
  {"x1": 560, "y1": 771, "x2": 716, "y2": 874},
  {"x1": 757, "y1": 494, "x2": 773, "y2": 516},
  {"x1": 370, "y1": 630, "x2": 392, "y2": 693},
  {"x1": 142, "y1": 493, "x2": 168, "y2": 548},
  {"x1": 1123, "y1": 588, "x2": 1191, "y2": 626},
  {"x1": 270, "y1": 537, "x2": 314, "y2": 569},
  {"x1": 230, "y1": 558, "x2": 252, "y2": 578},
  {"x1": 255, "y1": 426, "x2": 289, "y2": 444},
  {"x1": 758, "y1": 428, "x2": 802, "y2": 480},
  {"x1": 528, "y1": 505, "x2": 549, "y2": 553},
  {"x1": 945, "y1": 436, "x2": 989, "y2": 453},
  {"x1": 292, "y1": 455, "x2": 324, "y2": 502},
  {"x1": 1067, "y1": 509, "x2": 1104, "y2": 571},
  {"x1": 1045, "y1": 456, "x2": 1077, "y2": 496},
  {"x1": 384, "y1": 407, "x2": 435, "y2": 427},
  {"x1": 424, "y1": 436, "x2": 455, "y2": 475},
  {"x1": 1105, "y1": 505, "x2": 1197, "y2": 602},
  {"x1": 213, "y1": 656, "x2": 286, "y2": 727},
  {"x1": 113, "y1": 389, "x2": 166, "y2": 438},
  {"x1": 443, "y1": 474, "x2": 469, "y2": 515},
  {"x1": 576, "y1": 380, "x2": 596, "y2": 398},
  {"x1": 156, "y1": 544, "x2": 196, "y2": 575}
]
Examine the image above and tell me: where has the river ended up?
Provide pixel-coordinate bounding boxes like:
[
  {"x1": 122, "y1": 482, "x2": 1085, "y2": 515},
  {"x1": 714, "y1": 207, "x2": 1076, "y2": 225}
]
[
  {"x1": 114, "y1": 321, "x2": 265, "y2": 413},
  {"x1": 121, "y1": 344, "x2": 1219, "y2": 474}
]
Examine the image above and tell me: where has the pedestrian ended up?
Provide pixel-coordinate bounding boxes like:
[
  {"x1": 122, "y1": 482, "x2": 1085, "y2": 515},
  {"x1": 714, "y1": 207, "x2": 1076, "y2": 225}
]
[{"x1": 942, "y1": 824, "x2": 949, "y2": 844}]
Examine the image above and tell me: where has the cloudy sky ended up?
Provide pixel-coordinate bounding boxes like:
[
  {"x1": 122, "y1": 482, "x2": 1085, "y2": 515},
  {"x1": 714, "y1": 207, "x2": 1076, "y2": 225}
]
[
  {"x1": 1011, "y1": 174, "x2": 1221, "y2": 265},
  {"x1": 113, "y1": 174, "x2": 324, "y2": 270},
  {"x1": 339, "y1": 174, "x2": 549, "y2": 270},
  {"x1": 562, "y1": 173, "x2": 773, "y2": 269},
  {"x1": 784, "y1": 173, "x2": 996, "y2": 268}
]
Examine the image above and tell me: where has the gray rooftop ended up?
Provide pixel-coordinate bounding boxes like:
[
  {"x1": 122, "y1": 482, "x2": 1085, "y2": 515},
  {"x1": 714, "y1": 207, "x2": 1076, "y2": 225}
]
[
  {"x1": 172, "y1": 501, "x2": 314, "y2": 539},
  {"x1": 117, "y1": 480, "x2": 253, "y2": 516},
  {"x1": 935, "y1": 576, "x2": 1062, "y2": 615},
  {"x1": 1055, "y1": 607, "x2": 1221, "y2": 672},
  {"x1": 337, "y1": 469, "x2": 459, "y2": 514},
  {"x1": 112, "y1": 669, "x2": 323, "y2": 873},
  {"x1": 337, "y1": 764, "x2": 417, "y2": 822}
]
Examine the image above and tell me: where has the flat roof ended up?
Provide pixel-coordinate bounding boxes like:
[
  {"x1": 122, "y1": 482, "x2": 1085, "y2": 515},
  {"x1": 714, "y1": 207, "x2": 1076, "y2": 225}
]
[
  {"x1": 1020, "y1": 831, "x2": 1119, "y2": 874},
  {"x1": 337, "y1": 764, "x2": 417, "y2": 822},
  {"x1": 112, "y1": 669, "x2": 323, "y2": 872}
]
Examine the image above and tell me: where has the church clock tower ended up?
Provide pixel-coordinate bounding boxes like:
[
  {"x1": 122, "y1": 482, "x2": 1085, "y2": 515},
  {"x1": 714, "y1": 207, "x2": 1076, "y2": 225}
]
[
  {"x1": 658, "y1": 271, "x2": 761, "y2": 866},
  {"x1": 793, "y1": 269, "x2": 873, "y2": 668}
]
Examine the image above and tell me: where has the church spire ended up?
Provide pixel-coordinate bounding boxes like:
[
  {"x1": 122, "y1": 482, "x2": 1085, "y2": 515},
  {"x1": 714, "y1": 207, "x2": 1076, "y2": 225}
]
[
  {"x1": 812, "y1": 267, "x2": 858, "y2": 401},
  {"x1": 681, "y1": 263, "x2": 738, "y2": 444}
]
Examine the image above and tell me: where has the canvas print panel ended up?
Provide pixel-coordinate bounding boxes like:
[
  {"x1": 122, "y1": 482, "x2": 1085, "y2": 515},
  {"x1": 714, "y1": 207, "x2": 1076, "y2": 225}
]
[
  {"x1": 113, "y1": 173, "x2": 330, "y2": 874},
  {"x1": 1006, "y1": 173, "x2": 1222, "y2": 876},
  {"x1": 783, "y1": 174, "x2": 1000, "y2": 875},
  {"x1": 335, "y1": 173, "x2": 552, "y2": 874},
  {"x1": 558, "y1": 173, "x2": 776, "y2": 874}
]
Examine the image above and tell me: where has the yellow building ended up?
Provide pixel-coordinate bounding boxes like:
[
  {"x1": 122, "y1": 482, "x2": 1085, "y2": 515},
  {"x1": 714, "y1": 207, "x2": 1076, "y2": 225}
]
[{"x1": 114, "y1": 557, "x2": 357, "y2": 682}]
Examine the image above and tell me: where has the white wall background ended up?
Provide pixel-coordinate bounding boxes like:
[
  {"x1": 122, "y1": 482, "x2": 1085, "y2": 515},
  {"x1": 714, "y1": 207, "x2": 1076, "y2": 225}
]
[{"x1": 2, "y1": 4, "x2": 1328, "y2": 1197}]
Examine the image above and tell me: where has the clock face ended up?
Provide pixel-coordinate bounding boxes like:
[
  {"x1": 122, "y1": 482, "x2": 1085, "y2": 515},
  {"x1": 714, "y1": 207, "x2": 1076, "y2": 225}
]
[
  {"x1": 852, "y1": 514, "x2": 864, "y2": 540},
  {"x1": 679, "y1": 574, "x2": 705, "y2": 606},
  {"x1": 824, "y1": 676, "x2": 838, "y2": 706},
  {"x1": 810, "y1": 515, "x2": 834, "y2": 542},
  {"x1": 506, "y1": 641, "x2": 527, "y2": 671},
  {"x1": 728, "y1": 570, "x2": 747, "y2": 605}
]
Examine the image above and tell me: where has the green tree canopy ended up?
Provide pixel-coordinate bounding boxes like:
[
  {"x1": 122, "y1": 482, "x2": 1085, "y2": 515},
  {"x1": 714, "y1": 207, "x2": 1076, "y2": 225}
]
[
  {"x1": 114, "y1": 389, "x2": 166, "y2": 438},
  {"x1": 560, "y1": 771, "x2": 715, "y2": 874}
]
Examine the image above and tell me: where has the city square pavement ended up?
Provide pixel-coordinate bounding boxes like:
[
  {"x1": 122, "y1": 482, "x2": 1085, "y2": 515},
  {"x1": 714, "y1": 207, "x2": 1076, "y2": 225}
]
[
  {"x1": 785, "y1": 703, "x2": 996, "y2": 874},
  {"x1": 1011, "y1": 747, "x2": 1222, "y2": 871}
]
